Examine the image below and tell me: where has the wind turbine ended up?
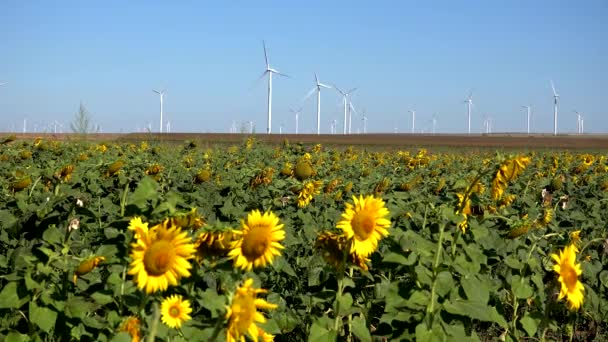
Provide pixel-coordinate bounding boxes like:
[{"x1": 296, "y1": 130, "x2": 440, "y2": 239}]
[
  {"x1": 289, "y1": 107, "x2": 303, "y2": 134},
  {"x1": 464, "y1": 92, "x2": 473, "y2": 134},
  {"x1": 259, "y1": 41, "x2": 289, "y2": 134},
  {"x1": 152, "y1": 89, "x2": 166, "y2": 133},
  {"x1": 303, "y1": 74, "x2": 332, "y2": 134},
  {"x1": 362, "y1": 113, "x2": 368, "y2": 134},
  {"x1": 334, "y1": 86, "x2": 357, "y2": 134},
  {"x1": 431, "y1": 114, "x2": 437, "y2": 135},
  {"x1": 408, "y1": 110, "x2": 416, "y2": 134},
  {"x1": 522, "y1": 105, "x2": 531, "y2": 134},
  {"x1": 0, "y1": 82, "x2": 6, "y2": 87},
  {"x1": 551, "y1": 80, "x2": 559, "y2": 135},
  {"x1": 349, "y1": 101, "x2": 359, "y2": 134},
  {"x1": 574, "y1": 110, "x2": 582, "y2": 134}
]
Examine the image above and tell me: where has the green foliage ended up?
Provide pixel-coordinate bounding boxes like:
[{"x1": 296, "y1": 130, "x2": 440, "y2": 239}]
[{"x1": 0, "y1": 140, "x2": 607, "y2": 341}]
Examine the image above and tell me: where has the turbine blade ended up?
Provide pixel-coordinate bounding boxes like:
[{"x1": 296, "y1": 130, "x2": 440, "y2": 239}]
[
  {"x1": 550, "y1": 80, "x2": 557, "y2": 96},
  {"x1": 319, "y1": 83, "x2": 332, "y2": 89},
  {"x1": 153, "y1": 89, "x2": 160, "y2": 94},
  {"x1": 301, "y1": 87, "x2": 316, "y2": 103},
  {"x1": 333, "y1": 85, "x2": 345, "y2": 95},
  {"x1": 263, "y1": 40, "x2": 269, "y2": 68},
  {"x1": 347, "y1": 88, "x2": 358, "y2": 94},
  {"x1": 275, "y1": 71, "x2": 290, "y2": 78},
  {"x1": 314, "y1": 73, "x2": 319, "y2": 85}
]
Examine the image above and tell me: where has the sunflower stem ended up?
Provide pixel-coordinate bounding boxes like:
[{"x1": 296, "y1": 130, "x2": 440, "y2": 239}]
[
  {"x1": 346, "y1": 267, "x2": 354, "y2": 341},
  {"x1": 147, "y1": 302, "x2": 160, "y2": 342},
  {"x1": 426, "y1": 222, "x2": 446, "y2": 328},
  {"x1": 334, "y1": 274, "x2": 345, "y2": 333},
  {"x1": 208, "y1": 314, "x2": 224, "y2": 342}
]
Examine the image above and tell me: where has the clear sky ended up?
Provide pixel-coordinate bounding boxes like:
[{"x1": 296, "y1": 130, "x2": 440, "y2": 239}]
[{"x1": 1, "y1": 1, "x2": 606, "y2": 134}]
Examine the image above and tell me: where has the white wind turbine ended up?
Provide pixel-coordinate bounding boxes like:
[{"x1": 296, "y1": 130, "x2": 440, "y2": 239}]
[
  {"x1": 334, "y1": 86, "x2": 357, "y2": 134},
  {"x1": 303, "y1": 74, "x2": 332, "y2": 134},
  {"x1": 551, "y1": 80, "x2": 559, "y2": 135},
  {"x1": 348, "y1": 101, "x2": 359, "y2": 134},
  {"x1": 289, "y1": 107, "x2": 303, "y2": 134},
  {"x1": 152, "y1": 89, "x2": 166, "y2": 133},
  {"x1": 408, "y1": 109, "x2": 416, "y2": 134},
  {"x1": 522, "y1": 105, "x2": 531, "y2": 134},
  {"x1": 259, "y1": 41, "x2": 289, "y2": 134},
  {"x1": 574, "y1": 110, "x2": 582, "y2": 134},
  {"x1": 464, "y1": 92, "x2": 473, "y2": 134},
  {"x1": 362, "y1": 113, "x2": 368, "y2": 134},
  {"x1": 431, "y1": 114, "x2": 437, "y2": 135}
]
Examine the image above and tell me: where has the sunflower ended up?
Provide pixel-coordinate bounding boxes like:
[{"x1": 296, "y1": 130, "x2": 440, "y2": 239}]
[
  {"x1": 128, "y1": 217, "x2": 149, "y2": 239},
  {"x1": 551, "y1": 244, "x2": 584, "y2": 310},
  {"x1": 160, "y1": 294, "x2": 192, "y2": 329},
  {"x1": 337, "y1": 195, "x2": 391, "y2": 257},
  {"x1": 225, "y1": 278, "x2": 277, "y2": 342},
  {"x1": 195, "y1": 230, "x2": 237, "y2": 262},
  {"x1": 119, "y1": 316, "x2": 142, "y2": 342},
  {"x1": 128, "y1": 221, "x2": 196, "y2": 294},
  {"x1": 73, "y1": 256, "x2": 105, "y2": 284},
  {"x1": 228, "y1": 210, "x2": 285, "y2": 271},
  {"x1": 297, "y1": 180, "x2": 323, "y2": 208}
]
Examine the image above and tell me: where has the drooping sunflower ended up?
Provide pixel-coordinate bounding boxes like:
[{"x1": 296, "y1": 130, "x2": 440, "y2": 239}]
[
  {"x1": 337, "y1": 195, "x2": 391, "y2": 257},
  {"x1": 119, "y1": 316, "x2": 142, "y2": 342},
  {"x1": 225, "y1": 278, "x2": 277, "y2": 342},
  {"x1": 551, "y1": 244, "x2": 584, "y2": 310},
  {"x1": 297, "y1": 180, "x2": 323, "y2": 208},
  {"x1": 161, "y1": 294, "x2": 193, "y2": 329},
  {"x1": 314, "y1": 231, "x2": 371, "y2": 271},
  {"x1": 128, "y1": 220, "x2": 196, "y2": 294},
  {"x1": 228, "y1": 210, "x2": 285, "y2": 271},
  {"x1": 194, "y1": 229, "x2": 237, "y2": 262}
]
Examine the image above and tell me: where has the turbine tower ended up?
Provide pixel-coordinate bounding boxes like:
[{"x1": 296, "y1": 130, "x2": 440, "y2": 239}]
[
  {"x1": 349, "y1": 102, "x2": 359, "y2": 134},
  {"x1": 464, "y1": 92, "x2": 473, "y2": 134},
  {"x1": 408, "y1": 110, "x2": 415, "y2": 134},
  {"x1": 303, "y1": 74, "x2": 331, "y2": 134},
  {"x1": 522, "y1": 105, "x2": 531, "y2": 134},
  {"x1": 290, "y1": 107, "x2": 303, "y2": 134},
  {"x1": 152, "y1": 89, "x2": 166, "y2": 133},
  {"x1": 551, "y1": 80, "x2": 559, "y2": 135},
  {"x1": 362, "y1": 114, "x2": 368, "y2": 134},
  {"x1": 334, "y1": 86, "x2": 357, "y2": 134},
  {"x1": 432, "y1": 114, "x2": 437, "y2": 135},
  {"x1": 259, "y1": 41, "x2": 288, "y2": 134},
  {"x1": 574, "y1": 110, "x2": 582, "y2": 134}
]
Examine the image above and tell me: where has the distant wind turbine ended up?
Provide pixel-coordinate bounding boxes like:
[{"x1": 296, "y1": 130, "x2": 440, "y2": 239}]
[
  {"x1": 522, "y1": 105, "x2": 531, "y2": 134},
  {"x1": 303, "y1": 74, "x2": 332, "y2": 134},
  {"x1": 334, "y1": 86, "x2": 357, "y2": 134},
  {"x1": 574, "y1": 110, "x2": 582, "y2": 134},
  {"x1": 290, "y1": 107, "x2": 303, "y2": 134},
  {"x1": 464, "y1": 92, "x2": 473, "y2": 134},
  {"x1": 362, "y1": 114, "x2": 368, "y2": 134},
  {"x1": 408, "y1": 110, "x2": 416, "y2": 134},
  {"x1": 152, "y1": 89, "x2": 166, "y2": 133},
  {"x1": 551, "y1": 80, "x2": 559, "y2": 135},
  {"x1": 258, "y1": 41, "x2": 289, "y2": 134},
  {"x1": 349, "y1": 101, "x2": 359, "y2": 134},
  {"x1": 0, "y1": 82, "x2": 6, "y2": 87},
  {"x1": 431, "y1": 114, "x2": 437, "y2": 135}
]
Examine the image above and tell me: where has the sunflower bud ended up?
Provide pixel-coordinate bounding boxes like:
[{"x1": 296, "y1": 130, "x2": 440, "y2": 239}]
[
  {"x1": 106, "y1": 160, "x2": 124, "y2": 177},
  {"x1": 294, "y1": 161, "x2": 313, "y2": 181},
  {"x1": 10, "y1": 177, "x2": 32, "y2": 192},
  {"x1": 73, "y1": 256, "x2": 105, "y2": 284}
]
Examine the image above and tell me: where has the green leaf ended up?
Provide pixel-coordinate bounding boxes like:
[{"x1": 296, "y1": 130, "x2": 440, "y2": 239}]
[
  {"x1": 461, "y1": 276, "x2": 489, "y2": 304},
  {"x1": 308, "y1": 318, "x2": 337, "y2": 342},
  {"x1": 599, "y1": 270, "x2": 608, "y2": 288},
  {"x1": 415, "y1": 322, "x2": 446, "y2": 342},
  {"x1": 383, "y1": 252, "x2": 415, "y2": 265},
  {"x1": 443, "y1": 300, "x2": 508, "y2": 328},
  {"x1": 42, "y1": 226, "x2": 63, "y2": 245},
  {"x1": 5, "y1": 332, "x2": 29, "y2": 342},
  {"x1": 199, "y1": 289, "x2": 226, "y2": 318},
  {"x1": 504, "y1": 255, "x2": 521, "y2": 269},
  {"x1": 520, "y1": 313, "x2": 538, "y2": 337},
  {"x1": 511, "y1": 277, "x2": 534, "y2": 299},
  {"x1": 351, "y1": 316, "x2": 372, "y2": 342},
  {"x1": 65, "y1": 296, "x2": 93, "y2": 319},
  {"x1": 415, "y1": 264, "x2": 433, "y2": 286},
  {"x1": 110, "y1": 332, "x2": 133, "y2": 342},
  {"x1": 91, "y1": 292, "x2": 114, "y2": 305},
  {"x1": 335, "y1": 293, "x2": 353, "y2": 316},
  {"x1": 0, "y1": 282, "x2": 20, "y2": 309},
  {"x1": 435, "y1": 271, "x2": 454, "y2": 298},
  {"x1": 129, "y1": 176, "x2": 160, "y2": 209},
  {"x1": 30, "y1": 302, "x2": 57, "y2": 333}
]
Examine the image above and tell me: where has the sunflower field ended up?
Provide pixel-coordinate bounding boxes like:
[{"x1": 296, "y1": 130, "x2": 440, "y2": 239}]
[{"x1": 0, "y1": 135, "x2": 608, "y2": 342}]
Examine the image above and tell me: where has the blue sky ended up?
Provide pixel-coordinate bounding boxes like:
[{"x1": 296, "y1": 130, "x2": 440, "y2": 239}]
[{"x1": 1, "y1": 1, "x2": 606, "y2": 134}]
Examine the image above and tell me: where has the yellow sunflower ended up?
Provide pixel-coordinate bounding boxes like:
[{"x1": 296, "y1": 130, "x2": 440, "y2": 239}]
[
  {"x1": 128, "y1": 221, "x2": 196, "y2": 293},
  {"x1": 161, "y1": 294, "x2": 192, "y2": 329},
  {"x1": 551, "y1": 244, "x2": 584, "y2": 310},
  {"x1": 337, "y1": 195, "x2": 391, "y2": 257},
  {"x1": 128, "y1": 217, "x2": 149, "y2": 239},
  {"x1": 228, "y1": 210, "x2": 285, "y2": 271},
  {"x1": 225, "y1": 278, "x2": 277, "y2": 342},
  {"x1": 119, "y1": 316, "x2": 142, "y2": 342}
]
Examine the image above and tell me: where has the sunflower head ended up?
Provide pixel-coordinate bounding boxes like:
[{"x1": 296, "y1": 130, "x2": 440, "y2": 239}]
[
  {"x1": 337, "y1": 195, "x2": 391, "y2": 258},
  {"x1": 73, "y1": 256, "x2": 106, "y2": 284},
  {"x1": 195, "y1": 229, "x2": 237, "y2": 262},
  {"x1": 228, "y1": 210, "x2": 285, "y2": 271},
  {"x1": 225, "y1": 278, "x2": 277, "y2": 342},
  {"x1": 128, "y1": 221, "x2": 196, "y2": 293},
  {"x1": 314, "y1": 231, "x2": 350, "y2": 271},
  {"x1": 119, "y1": 316, "x2": 142, "y2": 342},
  {"x1": 161, "y1": 295, "x2": 193, "y2": 329},
  {"x1": 551, "y1": 244, "x2": 584, "y2": 310}
]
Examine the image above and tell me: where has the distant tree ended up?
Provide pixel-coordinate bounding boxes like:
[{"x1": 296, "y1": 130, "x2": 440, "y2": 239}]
[{"x1": 70, "y1": 102, "x2": 98, "y2": 134}]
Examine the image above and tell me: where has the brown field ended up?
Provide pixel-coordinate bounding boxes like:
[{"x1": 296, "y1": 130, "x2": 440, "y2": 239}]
[{"x1": 7, "y1": 132, "x2": 608, "y2": 150}]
